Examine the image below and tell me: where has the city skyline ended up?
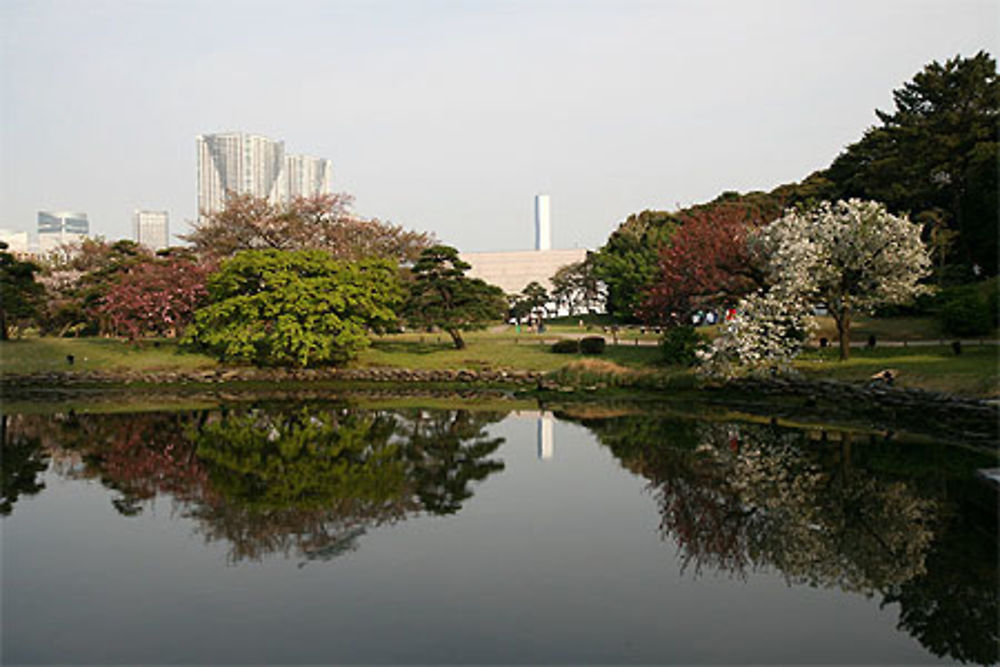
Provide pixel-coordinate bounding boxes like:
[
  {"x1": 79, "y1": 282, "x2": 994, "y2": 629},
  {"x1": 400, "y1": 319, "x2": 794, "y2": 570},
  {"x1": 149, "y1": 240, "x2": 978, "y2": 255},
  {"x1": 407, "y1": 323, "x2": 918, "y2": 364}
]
[
  {"x1": 1, "y1": 1, "x2": 996, "y2": 252},
  {"x1": 196, "y1": 131, "x2": 333, "y2": 219}
]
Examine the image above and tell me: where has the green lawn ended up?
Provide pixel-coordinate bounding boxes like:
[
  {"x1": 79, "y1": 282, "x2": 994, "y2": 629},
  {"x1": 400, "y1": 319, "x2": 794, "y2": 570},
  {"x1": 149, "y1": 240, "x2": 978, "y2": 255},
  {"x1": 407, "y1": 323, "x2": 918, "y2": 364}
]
[
  {"x1": 795, "y1": 345, "x2": 999, "y2": 396},
  {"x1": 3, "y1": 329, "x2": 997, "y2": 397},
  {"x1": 0, "y1": 337, "x2": 218, "y2": 375},
  {"x1": 362, "y1": 330, "x2": 661, "y2": 371},
  {"x1": 811, "y1": 314, "x2": 999, "y2": 342}
]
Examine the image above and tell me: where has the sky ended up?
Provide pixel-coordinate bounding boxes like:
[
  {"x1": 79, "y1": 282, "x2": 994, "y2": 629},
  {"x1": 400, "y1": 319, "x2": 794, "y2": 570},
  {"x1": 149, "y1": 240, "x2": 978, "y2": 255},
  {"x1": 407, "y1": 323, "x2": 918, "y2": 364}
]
[{"x1": 1, "y1": 0, "x2": 996, "y2": 253}]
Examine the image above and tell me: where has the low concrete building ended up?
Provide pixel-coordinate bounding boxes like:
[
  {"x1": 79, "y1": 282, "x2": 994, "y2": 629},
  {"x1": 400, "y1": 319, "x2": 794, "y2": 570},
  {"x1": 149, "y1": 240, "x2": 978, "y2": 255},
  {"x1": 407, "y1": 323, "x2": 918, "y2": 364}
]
[
  {"x1": 460, "y1": 248, "x2": 587, "y2": 294},
  {"x1": 0, "y1": 229, "x2": 30, "y2": 253}
]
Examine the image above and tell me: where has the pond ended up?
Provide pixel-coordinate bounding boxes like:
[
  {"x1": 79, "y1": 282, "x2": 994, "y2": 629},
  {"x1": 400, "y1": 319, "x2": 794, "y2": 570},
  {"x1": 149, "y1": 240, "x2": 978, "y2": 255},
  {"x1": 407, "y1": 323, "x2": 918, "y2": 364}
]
[{"x1": 2, "y1": 398, "x2": 997, "y2": 665}]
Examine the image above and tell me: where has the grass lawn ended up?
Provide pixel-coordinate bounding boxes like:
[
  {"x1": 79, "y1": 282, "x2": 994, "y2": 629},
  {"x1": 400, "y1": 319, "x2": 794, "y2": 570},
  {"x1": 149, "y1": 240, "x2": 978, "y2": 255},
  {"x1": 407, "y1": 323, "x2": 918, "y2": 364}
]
[
  {"x1": 810, "y1": 314, "x2": 999, "y2": 342},
  {"x1": 795, "y1": 345, "x2": 999, "y2": 397},
  {"x1": 362, "y1": 329, "x2": 661, "y2": 372},
  {"x1": 0, "y1": 337, "x2": 218, "y2": 375},
  {"x1": 4, "y1": 328, "x2": 996, "y2": 397}
]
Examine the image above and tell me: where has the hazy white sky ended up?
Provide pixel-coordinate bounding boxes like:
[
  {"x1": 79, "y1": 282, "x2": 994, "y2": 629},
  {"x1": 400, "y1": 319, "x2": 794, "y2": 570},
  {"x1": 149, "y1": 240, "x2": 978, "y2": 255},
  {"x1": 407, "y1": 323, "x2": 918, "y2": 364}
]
[{"x1": 1, "y1": 0, "x2": 996, "y2": 252}]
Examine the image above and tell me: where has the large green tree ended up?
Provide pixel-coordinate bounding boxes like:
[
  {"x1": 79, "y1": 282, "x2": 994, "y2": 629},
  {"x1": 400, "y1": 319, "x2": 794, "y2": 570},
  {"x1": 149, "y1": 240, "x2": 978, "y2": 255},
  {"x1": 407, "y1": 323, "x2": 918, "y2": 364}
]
[
  {"x1": 184, "y1": 249, "x2": 403, "y2": 367},
  {"x1": 592, "y1": 210, "x2": 679, "y2": 320},
  {"x1": 825, "y1": 51, "x2": 999, "y2": 275},
  {"x1": 0, "y1": 242, "x2": 44, "y2": 340},
  {"x1": 404, "y1": 245, "x2": 506, "y2": 349}
]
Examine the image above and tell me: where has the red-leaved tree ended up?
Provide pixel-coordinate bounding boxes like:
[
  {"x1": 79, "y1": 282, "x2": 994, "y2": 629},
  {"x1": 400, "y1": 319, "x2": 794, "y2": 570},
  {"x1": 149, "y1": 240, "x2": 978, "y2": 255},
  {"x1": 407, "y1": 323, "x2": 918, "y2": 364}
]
[
  {"x1": 641, "y1": 204, "x2": 772, "y2": 325},
  {"x1": 97, "y1": 257, "x2": 212, "y2": 340}
]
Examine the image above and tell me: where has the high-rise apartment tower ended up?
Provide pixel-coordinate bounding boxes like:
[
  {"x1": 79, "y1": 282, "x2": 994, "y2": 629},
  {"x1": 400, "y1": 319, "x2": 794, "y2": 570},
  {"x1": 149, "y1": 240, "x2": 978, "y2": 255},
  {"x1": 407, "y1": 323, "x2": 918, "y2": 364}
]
[
  {"x1": 278, "y1": 154, "x2": 333, "y2": 203},
  {"x1": 196, "y1": 132, "x2": 333, "y2": 219},
  {"x1": 133, "y1": 210, "x2": 169, "y2": 251}
]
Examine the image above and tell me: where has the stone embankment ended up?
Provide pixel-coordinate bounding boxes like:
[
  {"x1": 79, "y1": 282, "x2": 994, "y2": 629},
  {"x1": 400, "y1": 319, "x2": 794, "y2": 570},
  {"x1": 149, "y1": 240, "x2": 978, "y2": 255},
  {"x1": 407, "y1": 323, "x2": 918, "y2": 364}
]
[
  {"x1": 3, "y1": 367, "x2": 996, "y2": 447},
  {"x1": 0, "y1": 367, "x2": 546, "y2": 390},
  {"x1": 719, "y1": 376, "x2": 998, "y2": 448}
]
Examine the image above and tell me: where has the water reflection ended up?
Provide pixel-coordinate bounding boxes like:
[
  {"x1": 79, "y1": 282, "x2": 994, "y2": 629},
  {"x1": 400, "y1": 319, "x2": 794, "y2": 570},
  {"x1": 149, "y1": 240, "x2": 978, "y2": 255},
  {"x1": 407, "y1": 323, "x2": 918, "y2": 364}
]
[
  {"x1": 0, "y1": 415, "x2": 49, "y2": 515},
  {"x1": 564, "y1": 410, "x2": 998, "y2": 666},
  {"x1": 3, "y1": 403, "x2": 996, "y2": 664},
  {"x1": 5, "y1": 405, "x2": 505, "y2": 564}
]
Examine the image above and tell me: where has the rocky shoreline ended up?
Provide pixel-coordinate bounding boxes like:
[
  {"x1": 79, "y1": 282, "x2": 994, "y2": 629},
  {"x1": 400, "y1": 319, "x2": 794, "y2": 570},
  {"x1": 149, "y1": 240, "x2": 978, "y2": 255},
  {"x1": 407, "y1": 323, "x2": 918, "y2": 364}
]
[
  {"x1": 0, "y1": 366, "x2": 546, "y2": 388},
  {"x1": 713, "y1": 376, "x2": 998, "y2": 449},
  {"x1": 2, "y1": 366, "x2": 996, "y2": 448}
]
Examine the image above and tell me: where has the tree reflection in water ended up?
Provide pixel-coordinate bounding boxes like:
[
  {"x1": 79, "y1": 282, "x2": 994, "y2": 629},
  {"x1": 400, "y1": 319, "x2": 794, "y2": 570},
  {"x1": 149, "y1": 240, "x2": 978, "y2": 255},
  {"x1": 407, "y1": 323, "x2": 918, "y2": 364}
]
[
  {"x1": 7, "y1": 404, "x2": 505, "y2": 565},
  {"x1": 1, "y1": 415, "x2": 50, "y2": 516},
  {"x1": 569, "y1": 412, "x2": 998, "y2": 666},
  {"x1": 7, "y1": 405, "x2": 996, "y2": 664}
]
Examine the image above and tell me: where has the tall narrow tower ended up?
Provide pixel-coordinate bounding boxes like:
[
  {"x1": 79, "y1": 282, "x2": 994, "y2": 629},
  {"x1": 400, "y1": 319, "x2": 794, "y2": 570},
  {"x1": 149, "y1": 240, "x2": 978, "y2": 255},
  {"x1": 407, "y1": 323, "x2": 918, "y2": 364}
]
[{"x1": 534, "y1": 194, "x2": 551, "y2": 251}]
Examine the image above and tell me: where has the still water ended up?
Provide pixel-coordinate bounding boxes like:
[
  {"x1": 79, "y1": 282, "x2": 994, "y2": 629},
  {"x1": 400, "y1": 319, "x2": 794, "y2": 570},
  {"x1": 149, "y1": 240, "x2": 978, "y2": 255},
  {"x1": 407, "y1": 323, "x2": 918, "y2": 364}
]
[{"x1": 2, "y1": 401, "x2": 996, "y2": 665}]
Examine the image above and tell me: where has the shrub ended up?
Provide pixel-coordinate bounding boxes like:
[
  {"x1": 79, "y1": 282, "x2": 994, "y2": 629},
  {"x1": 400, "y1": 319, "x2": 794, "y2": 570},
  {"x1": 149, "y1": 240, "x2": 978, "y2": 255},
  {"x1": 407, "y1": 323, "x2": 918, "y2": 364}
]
[
  {"x1": 549, "y1": 359, "x2": 629, "y2": 386},
  {"x1": 551, "y1": 339, "x2": 580, "y2": 354},
  {"x1": 579, "y1": 336, "x2": 606, "y2": 354},
  {"x1": 939, "y1": 286, "x2": 994, "y2": 336},
  {"x1": 659, "y1": 325, "x2": 708, "y2": 366}
]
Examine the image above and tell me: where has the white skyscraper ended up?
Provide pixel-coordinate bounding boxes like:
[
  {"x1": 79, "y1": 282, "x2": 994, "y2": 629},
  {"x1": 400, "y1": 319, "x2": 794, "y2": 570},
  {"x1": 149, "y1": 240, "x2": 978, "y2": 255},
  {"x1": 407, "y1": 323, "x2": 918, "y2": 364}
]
[
  {"x1": 133, "y1": 210, "x2": 169, "y2": 251},
  {"x1": 38, "y1": 211, "x2": 89, "y2": 253},
  {"x1": 534, "y1": 194, "x2": 551, "y2": 251},
  {"x1": 196, "y1": 132, "x2": 285, "y2": 218},
  {"x1": 278, "y1": 154, "x2": 333, "y2": 202},
  {"x1": 196, "y1": 132, "x2": 333, "y2": 219}
]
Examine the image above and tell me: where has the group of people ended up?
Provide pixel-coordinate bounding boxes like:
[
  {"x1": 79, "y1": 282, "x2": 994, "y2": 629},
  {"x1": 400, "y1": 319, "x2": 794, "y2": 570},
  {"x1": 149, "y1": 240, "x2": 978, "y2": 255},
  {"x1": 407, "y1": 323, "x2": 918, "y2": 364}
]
[{"x1": 691, "y1": 308, "x2": 737, "y2": 326}]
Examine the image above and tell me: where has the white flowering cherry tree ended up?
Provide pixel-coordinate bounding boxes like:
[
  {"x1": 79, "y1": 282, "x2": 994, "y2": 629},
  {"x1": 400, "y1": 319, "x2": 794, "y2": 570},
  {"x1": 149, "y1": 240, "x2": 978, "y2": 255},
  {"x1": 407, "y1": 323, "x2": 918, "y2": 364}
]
[
  {"x1": 699, "y1": 199, "x2": 931, "y2": 378},
  {"x1": 697, "y1": 288, "x2": 815, "y2": 379},
  {"x1": 757, "y1": 199, "x2": 931, "y2": 360}
]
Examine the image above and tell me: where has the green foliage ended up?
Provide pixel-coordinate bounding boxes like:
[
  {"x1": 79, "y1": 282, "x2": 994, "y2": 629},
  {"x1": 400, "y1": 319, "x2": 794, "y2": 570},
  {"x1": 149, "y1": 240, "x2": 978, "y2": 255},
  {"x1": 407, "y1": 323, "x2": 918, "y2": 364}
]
[
  {"x1": 184, "y1": 249, "x2": 403, "y2": 367},
  {"x1": 592, "y1": 210, "x2": 680, "y2": 320},
  {"x1": 0, "y1": 243, "x2": 44, "y2": 339},
  {"x1": 405, "y1": 245, "x2": 507, "y2": 349},
  {"x1": 824, "y1": 51, "x2": 999, "y2": 275},
  {"x1": 520, "y1": 281, "x2": 550, "y2": 316},
  {"x1": 551, "y1": 339, "x2": 580, "y2": 354},
  {"x1": 659, "y1": 325, "x2": 708, "y2": 366},
  {"x1": 579, "y1": 336, "x2": 606, "y2": 354},
  {"x1": 937, "y1": 279, "x2": 998, "y2": 336}
]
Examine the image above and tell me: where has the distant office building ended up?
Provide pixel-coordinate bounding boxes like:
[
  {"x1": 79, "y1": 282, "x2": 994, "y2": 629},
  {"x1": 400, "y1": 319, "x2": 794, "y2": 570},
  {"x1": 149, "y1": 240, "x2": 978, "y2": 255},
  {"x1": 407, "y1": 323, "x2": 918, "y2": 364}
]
[
  {"x1": 196, "y1": 131, "x2": 333, "y2": 218},
  {"x1": 133, "y1": 210, "x2": 169, "y2": 251},
  {"x1": 38, "y1": 211, "x2": 88, "y2": 253},
  {"x1": 0, "y1": 229, "x2": 30, "y2": 254}
]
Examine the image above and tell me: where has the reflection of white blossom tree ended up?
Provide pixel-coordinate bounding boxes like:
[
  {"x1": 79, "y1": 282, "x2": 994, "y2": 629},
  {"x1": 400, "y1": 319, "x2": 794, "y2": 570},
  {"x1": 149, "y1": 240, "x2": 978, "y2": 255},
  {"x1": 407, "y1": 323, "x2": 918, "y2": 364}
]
[{"x1": 651, "y1": 424, "x2": 938, "y2": 595}]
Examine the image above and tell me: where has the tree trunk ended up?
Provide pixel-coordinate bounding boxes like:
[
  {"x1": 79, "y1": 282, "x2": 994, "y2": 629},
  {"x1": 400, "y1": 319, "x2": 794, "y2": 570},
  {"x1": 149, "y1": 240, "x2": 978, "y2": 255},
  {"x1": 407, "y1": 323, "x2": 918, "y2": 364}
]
[
  {"x1": 835, "y1": 306, "x2": 851, "y2": 361},
  {"x1": 0, "y1": 307, "x2": 7, "y2": 341},
  {"x1": 447, "y1": 328, "x2": 465, "y2": 349}
]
